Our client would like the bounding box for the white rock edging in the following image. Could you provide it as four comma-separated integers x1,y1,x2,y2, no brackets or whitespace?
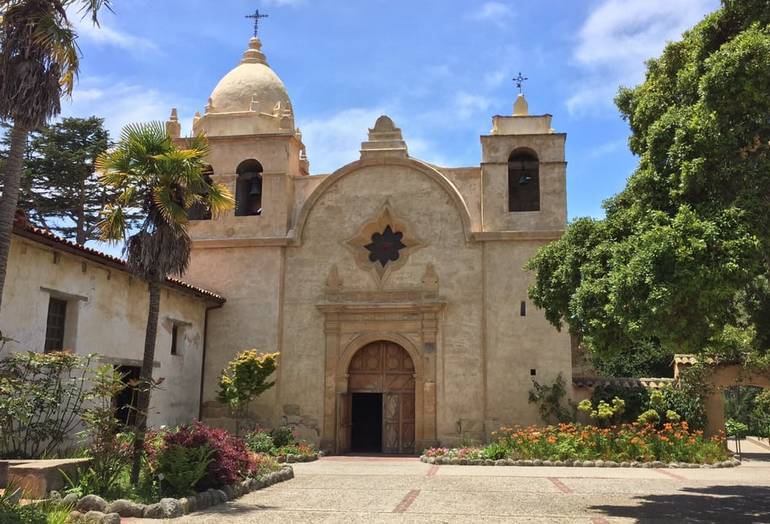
419,456,741,468
64,466,294,521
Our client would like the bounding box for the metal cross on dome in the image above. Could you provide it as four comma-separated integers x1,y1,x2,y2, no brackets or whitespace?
245,8,269,38
514,72,528,94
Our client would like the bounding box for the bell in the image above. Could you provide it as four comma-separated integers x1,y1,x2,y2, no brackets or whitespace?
249,175,262,196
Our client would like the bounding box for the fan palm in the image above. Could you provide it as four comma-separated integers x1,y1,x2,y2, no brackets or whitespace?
0,0,111,311
97,121,233,484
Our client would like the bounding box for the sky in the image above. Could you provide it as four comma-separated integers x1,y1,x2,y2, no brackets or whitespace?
62,0,720,222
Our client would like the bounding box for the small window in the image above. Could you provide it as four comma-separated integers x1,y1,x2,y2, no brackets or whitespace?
520,301,527,317
508,149,540,212
115,365,141,427
171,324,179,355
530,369,537,376
44,297,67,353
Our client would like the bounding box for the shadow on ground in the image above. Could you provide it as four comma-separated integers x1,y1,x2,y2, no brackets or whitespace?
590,485,770,523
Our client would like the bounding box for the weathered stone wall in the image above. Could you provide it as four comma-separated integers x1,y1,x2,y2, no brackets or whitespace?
282,162,484,446
184,245,284,432
0,234,210,427
483,239,572,435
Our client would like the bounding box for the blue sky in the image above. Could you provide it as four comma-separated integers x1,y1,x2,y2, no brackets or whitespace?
64,0,719,221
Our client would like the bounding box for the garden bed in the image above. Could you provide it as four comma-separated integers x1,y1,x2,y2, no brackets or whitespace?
63,465,293,522
421,422,738,469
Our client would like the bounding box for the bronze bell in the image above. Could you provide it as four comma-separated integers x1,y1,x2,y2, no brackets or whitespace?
249,175,262,196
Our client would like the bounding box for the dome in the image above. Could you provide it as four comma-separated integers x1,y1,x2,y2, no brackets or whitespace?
208,37,293,117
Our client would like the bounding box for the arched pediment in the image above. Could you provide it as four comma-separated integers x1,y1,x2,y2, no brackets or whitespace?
288,157,474,245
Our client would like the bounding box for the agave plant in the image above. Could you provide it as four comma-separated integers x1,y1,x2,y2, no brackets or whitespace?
97,121,233,483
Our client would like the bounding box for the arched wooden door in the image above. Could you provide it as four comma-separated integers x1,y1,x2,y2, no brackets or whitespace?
345,341,415,454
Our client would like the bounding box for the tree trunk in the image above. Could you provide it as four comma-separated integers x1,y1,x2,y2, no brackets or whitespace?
0,123,30,312
130,278,162,485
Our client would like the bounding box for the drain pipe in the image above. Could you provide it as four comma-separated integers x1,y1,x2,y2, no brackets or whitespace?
198,302,224,421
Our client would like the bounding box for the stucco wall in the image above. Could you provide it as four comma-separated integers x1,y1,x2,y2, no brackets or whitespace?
0,233,210,427
483,240,572,433
185,245,283,430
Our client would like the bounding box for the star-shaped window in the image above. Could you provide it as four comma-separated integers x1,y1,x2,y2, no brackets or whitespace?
365,225,406,267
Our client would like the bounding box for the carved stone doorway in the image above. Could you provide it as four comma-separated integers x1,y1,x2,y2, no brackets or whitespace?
340,340,416,454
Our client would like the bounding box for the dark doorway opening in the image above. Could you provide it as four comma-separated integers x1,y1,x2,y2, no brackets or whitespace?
115,365,141,428
351,393,382,453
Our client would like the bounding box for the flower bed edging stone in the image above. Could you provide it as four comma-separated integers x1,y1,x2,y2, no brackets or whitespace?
419,455,741,468
62,466,294,522
276,452,319,463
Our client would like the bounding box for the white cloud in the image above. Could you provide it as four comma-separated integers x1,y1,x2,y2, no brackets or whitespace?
70,9,157,54
299,107,453,173
568,0,718,115
453,91,492,120
300,108,385,174
471,2,514,26
62,78,190,140
483,69,508,89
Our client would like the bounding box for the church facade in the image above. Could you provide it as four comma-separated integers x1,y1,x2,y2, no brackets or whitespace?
175,36,571,453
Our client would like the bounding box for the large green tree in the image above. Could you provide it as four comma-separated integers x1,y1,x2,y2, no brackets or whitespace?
0,0,110,311
6,116,141,244
98,122,233,484
527,0,770,376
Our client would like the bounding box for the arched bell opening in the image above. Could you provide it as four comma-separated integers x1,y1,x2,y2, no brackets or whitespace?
508,148,540,212
235,159,263,216
188,165,214,220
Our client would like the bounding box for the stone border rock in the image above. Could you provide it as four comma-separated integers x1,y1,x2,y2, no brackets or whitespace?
61,466,294,522
276,452,319,463
420,456,741,468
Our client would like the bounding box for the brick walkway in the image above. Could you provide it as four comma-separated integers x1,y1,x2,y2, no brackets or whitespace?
176,440,770,523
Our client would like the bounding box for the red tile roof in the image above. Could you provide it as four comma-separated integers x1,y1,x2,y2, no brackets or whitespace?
572,376,674,389
13,223,225,304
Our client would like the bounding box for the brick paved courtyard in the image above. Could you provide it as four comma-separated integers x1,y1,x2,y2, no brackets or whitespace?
174,439,770,523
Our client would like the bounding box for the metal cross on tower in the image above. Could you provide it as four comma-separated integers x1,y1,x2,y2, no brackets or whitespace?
245,9,269,38
513,72,528,94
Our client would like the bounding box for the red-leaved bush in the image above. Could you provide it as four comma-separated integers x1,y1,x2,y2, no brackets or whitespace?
146,422,256,490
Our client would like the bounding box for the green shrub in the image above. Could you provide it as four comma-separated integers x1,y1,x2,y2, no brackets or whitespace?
269,426,295,448
578,397,626,427
244,430,274,453
154,444,213,497
481,441,507,460
591,384,650,422
0,352,94,458
217,351,279,435
638,409,661,425
662,382,706,430
528,373,576,424
0,487,46,524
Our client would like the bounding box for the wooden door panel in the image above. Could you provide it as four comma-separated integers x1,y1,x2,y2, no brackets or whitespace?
337,392,351,454
347,341,416,454
382,393,400,453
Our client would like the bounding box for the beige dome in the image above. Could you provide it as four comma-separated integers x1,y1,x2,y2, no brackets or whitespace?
208,37,292,116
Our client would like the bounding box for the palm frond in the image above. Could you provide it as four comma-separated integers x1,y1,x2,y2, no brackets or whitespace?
98,204,126,242
206,183,235,217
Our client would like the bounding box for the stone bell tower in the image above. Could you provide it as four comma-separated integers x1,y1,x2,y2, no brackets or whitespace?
172,34,310,427
479,91,567,233
167,35,309,241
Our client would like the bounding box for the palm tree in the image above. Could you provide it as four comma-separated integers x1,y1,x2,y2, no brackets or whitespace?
98,122,233,484
0,0,111,311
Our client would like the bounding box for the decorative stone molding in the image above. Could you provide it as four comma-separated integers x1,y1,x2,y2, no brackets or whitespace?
346,201,424,288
